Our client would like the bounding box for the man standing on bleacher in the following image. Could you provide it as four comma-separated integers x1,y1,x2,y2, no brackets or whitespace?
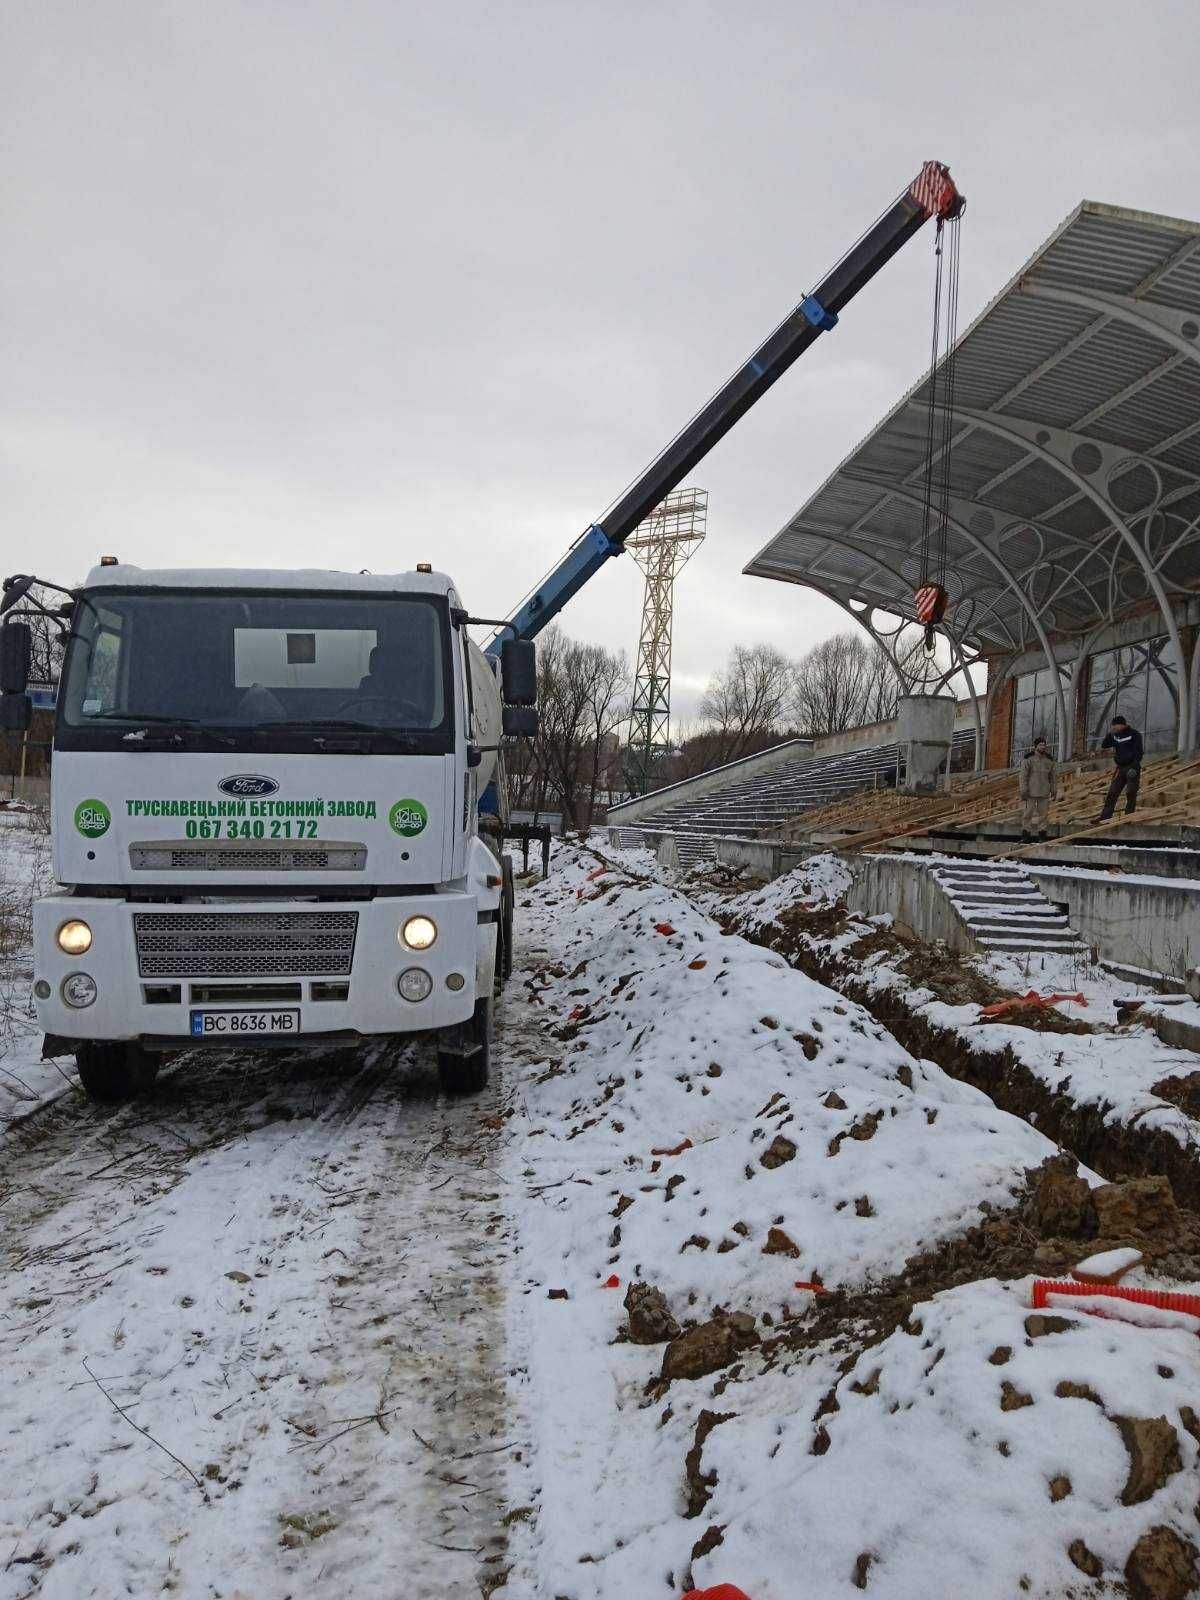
1097,714,1144,820
1019,737,1056,841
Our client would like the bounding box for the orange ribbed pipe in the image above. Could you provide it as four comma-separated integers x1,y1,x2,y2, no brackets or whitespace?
1032,1280,1200,1318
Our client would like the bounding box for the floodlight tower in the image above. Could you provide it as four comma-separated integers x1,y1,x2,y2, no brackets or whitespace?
625,486,707,794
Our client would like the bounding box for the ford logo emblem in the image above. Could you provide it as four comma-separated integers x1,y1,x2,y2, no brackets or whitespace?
218,774,280,798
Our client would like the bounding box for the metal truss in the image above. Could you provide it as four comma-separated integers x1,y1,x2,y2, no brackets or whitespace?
626,487,707,793
748,205,1200,756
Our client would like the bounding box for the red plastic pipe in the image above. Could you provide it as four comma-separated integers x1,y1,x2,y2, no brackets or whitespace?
1033,1279,1200,1319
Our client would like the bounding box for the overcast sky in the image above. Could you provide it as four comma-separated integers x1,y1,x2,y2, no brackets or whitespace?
4,1,1198,718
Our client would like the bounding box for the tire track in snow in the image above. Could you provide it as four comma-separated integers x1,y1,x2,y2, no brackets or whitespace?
0,1036,514,1599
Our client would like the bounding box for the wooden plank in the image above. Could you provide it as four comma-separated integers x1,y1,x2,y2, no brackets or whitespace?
1007,798,1198,859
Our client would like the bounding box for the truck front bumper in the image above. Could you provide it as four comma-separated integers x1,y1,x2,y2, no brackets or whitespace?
33,891,484,1046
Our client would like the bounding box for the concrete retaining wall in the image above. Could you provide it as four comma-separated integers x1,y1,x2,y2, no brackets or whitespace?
711,837,806,878
1028,866,1200,980
625,827,1198,982
843,853,973,955
848,853,1200,981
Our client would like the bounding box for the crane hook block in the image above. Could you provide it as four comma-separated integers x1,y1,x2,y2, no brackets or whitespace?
800,295,838,332
909,161,965,222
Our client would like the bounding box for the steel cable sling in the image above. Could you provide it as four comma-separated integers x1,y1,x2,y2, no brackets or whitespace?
915,203,964,652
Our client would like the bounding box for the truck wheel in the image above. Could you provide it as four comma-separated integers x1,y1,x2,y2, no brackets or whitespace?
75,1042,158,1103
436,996,491,1096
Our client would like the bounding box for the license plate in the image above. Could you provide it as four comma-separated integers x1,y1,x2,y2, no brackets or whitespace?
189,1009,301,1037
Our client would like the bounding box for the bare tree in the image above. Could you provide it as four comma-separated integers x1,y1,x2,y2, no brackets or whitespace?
509,626,630,828
698,643,794,764
789,630,940,736
583,645,629,820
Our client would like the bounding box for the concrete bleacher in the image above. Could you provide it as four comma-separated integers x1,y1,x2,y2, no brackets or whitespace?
607,729,975,866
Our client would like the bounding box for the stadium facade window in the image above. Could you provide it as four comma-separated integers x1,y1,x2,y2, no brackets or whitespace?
1012,664,1070,757
1086,635,1181,754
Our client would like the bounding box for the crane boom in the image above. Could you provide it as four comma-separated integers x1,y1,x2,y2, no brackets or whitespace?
487,160,963,655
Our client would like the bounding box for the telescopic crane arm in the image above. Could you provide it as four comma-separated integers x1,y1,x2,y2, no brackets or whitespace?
487,160,963,656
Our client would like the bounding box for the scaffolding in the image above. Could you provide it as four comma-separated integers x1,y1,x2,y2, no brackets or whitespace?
625,487,707,794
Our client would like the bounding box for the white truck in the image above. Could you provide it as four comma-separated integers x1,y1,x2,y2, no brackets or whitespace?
0,166,966,1104
0,563,536,1102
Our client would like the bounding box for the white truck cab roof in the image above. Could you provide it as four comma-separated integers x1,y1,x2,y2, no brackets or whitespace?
80,564,459,599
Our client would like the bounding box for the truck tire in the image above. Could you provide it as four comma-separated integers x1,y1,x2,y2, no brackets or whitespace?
436,996,491,1096
75,1041,159,1103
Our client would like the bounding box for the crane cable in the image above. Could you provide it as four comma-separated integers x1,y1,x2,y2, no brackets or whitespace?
916,208,963,652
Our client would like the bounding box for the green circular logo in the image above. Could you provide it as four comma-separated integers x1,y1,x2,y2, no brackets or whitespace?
389,798,427,837
74,798,111,839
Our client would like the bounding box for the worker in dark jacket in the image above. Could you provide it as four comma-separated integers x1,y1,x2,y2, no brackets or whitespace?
1097,715,1144,820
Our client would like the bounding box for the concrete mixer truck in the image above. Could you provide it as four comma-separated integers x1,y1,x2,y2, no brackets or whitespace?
2,563,532,1101
0,161,967,1105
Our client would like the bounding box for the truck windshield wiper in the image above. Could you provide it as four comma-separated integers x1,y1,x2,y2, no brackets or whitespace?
91,711,238,747
253,719,433,751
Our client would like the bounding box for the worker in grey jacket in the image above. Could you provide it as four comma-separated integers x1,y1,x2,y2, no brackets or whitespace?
1019,737,1057,840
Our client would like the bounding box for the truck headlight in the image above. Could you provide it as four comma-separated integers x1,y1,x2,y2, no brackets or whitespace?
57,919,93,955
397,968,433,1002
62,973,98,1008
401,915,437,951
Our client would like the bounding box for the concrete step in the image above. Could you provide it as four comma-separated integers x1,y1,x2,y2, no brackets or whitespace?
927,855,1090,964
957,900,1062,914
966,921,1068,934
979,934,1094,947
951,891,1042,902
934,864,1027,876
937,874,1030,887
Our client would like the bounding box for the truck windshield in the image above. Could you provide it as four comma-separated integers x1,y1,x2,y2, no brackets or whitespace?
57,590,453,752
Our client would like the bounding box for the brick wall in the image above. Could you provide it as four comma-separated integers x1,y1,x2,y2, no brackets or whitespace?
986,674,1015,769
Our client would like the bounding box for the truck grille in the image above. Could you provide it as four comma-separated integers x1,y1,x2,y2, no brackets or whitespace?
133,910,359,978
129,843,366,872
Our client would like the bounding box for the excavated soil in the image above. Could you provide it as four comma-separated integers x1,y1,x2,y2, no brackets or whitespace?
769,1154,1200,1368
724,902,1200,1209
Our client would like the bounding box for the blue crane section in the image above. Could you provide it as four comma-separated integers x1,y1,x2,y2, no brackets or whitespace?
486,161,964,657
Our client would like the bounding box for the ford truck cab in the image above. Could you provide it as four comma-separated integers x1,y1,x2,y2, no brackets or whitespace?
1,564,533,1102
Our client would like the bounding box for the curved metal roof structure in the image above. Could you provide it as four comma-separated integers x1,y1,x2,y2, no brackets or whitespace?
744,201,1200,711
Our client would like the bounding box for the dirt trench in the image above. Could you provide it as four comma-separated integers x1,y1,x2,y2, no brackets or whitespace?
710,900,1200,1212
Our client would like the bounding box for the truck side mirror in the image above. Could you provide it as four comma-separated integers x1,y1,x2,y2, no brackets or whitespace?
500,638,537,706
0,693,32,732
0,575,36,617
503,705,538,738
0,622,31,693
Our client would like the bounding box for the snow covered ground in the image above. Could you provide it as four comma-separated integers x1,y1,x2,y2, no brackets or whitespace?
499,845,1200,1598
716,851,1200,1163
0,810,70,1123
6,830,1200,1598
1,1045,513,1599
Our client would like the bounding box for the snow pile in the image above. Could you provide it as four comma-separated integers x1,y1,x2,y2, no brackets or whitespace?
0,811,69,1122
722,853,1200,1157
497,846,1200,1598
509,849,1058,1312
707,1277,1200,1598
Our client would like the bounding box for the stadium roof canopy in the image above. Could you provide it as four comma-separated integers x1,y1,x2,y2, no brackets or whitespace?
745,201,1200,672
